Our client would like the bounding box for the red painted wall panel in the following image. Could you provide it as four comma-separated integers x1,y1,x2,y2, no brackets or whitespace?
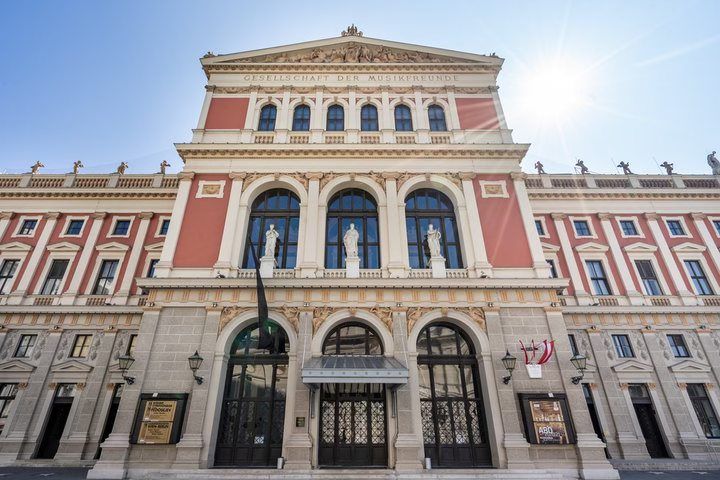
204,98,249,130
456,98,500,130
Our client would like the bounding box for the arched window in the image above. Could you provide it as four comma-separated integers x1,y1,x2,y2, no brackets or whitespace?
428,105,447,132
360,104,379,131
325,189,380,269
242,189,300,269
394,104,413,131
326,104,344,131
215,323,289,467
258,104,277,131
417,323,490,467
322,322,382,355
405,189,463,269
292,104,311,131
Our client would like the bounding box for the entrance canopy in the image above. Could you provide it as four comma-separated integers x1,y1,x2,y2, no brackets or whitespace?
301,355,409,384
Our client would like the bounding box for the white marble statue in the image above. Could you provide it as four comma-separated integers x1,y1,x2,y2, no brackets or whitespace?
426,224,443,258
343,223,359,258
708,151,720,175
264,224,279,258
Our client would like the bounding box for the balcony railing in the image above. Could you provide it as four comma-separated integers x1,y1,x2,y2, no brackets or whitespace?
526,173,720,191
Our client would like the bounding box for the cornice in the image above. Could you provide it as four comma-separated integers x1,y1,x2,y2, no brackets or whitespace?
204,63,499,76
528,191,720,201
0,191,177,200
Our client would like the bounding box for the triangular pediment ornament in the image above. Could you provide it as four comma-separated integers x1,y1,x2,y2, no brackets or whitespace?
612,359,654,373
47,242,81,252
669,359,711,373
144,242,164,252
0,241,32,252
624,242,658,253
671,242,706,253
541,242,561,252
51,359,93,374
95,242,130,252
0,359,36,374
575,242,609,253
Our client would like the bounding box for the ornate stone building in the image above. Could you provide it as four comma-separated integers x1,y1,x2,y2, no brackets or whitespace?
0,30,719,479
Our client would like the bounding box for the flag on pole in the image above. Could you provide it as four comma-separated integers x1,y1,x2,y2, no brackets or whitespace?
250,246,274,351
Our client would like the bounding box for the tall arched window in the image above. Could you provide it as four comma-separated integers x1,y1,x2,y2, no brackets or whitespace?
258,104,277,131
322,322,383,355
428,105,447,132
325,189,380,269
394,104,413,131
360,104,379,131
405,189,463,269
292,104,310,131
242,189,300,269
215,323,289,467
417,323,491,467
326,104,344,131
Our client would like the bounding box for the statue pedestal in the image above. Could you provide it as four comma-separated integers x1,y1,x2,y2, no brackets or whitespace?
346,256,360,278
259,256,275,278
430,256,446,279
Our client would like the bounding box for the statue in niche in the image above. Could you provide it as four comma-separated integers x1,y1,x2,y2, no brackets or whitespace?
264,224,280,259
72,160,84,174
343,223,359,259
617,161,632,175
660,161,674,175
534,161,546,174
575,159,589,174
708,151,720,175
30,161,44,174
426,224,443,258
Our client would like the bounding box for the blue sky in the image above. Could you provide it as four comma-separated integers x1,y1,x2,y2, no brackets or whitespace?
0,0,719,175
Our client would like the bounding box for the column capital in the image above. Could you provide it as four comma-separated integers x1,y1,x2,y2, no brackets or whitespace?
691,212,707,220
597,212,613,221
304,172,324,181
381,172,401,180
229,172,247,180
138,211,154,220
91,211,107,220
644,212,659,221
677,382,688,390
178,171,196,181
44,212,61,220
0,212,14,220
458,172,476,181
550,213,567,220
510,171,526,181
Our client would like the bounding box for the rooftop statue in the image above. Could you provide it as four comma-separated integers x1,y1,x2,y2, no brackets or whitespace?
534,161,546,174
341,24,363,37
72,160,84,174
116,162,129,175
30,161,44,174
660,161,674,175
617,161,632,175
159,160,171,175
575,159,589,174
709,151,720,175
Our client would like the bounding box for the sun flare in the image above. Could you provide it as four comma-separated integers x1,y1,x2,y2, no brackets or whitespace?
518,60,593,121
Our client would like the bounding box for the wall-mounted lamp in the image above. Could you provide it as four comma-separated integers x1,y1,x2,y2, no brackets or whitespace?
188,350,204,385
570,352,588,384
118,354,136,385
501,350,517,384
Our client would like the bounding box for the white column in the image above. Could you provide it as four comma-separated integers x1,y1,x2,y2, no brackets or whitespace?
597,213,643,304
692,213,720,276
116,212,153,301
62,212,106,304
311,88,324,143
460,174,492,275
644,212,695,304
214,173,245,276
512,173,551,278
383,173,405,278
196,86,214,129
13,212,60,297
299,173,321,278
552,213,589,299
381,89,393,142
276,89,291,142
240,90,258,143
446,89,462,142
155,172,195,277
0,212,13,240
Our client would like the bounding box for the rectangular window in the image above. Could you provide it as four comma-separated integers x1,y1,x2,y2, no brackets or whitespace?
71,335,92,358
620,220,639,236
667,219,685,236
126,334,138,356
14,334,37,358
18,219,37,236
568,334,579,356
159,219,170,236
635,259,663,295
713,220,720,236
535,220,545,236
65,219,84,236
0,383,19,434
612,334,634,358
547,259,558,278
667,334,690,358
573,220,591,237
39,259,69,295
586,260,612,296
92,259,119,295
112,220,131,236
146,259,159,278
0,259,20,295
684,260,713,295
687,384,720,438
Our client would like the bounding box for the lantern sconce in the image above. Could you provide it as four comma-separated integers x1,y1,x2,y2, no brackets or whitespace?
188,350,204,385
570,352,588,384
501,350,517,384
118,354,136,385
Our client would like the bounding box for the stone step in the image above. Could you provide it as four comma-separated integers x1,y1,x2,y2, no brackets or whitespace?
611,458,720,471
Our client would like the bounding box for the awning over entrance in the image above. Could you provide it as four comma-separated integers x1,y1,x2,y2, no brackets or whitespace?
301,355,409,384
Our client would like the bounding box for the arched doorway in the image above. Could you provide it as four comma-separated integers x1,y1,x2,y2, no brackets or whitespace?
318,322,387,467
214,323,289,467
417,322,491,467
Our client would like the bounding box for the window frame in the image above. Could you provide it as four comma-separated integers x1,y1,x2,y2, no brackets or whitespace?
0,383,19,435
156,217,171,237
360,104,379,132
393,104,413,132
108,217,134,238
687,383,720,439
534,217,548,237
664,217,690,238
683,258,715,295
583,258,613,296
14,334,37,358
633,258,664,296
257,104,277,132
92,259,121,296
291,104,311,132
427,105,447,132
612,334,635,358
568,333,579,356
0,258,21,295
666,334,690,358
326,104,345,131
571,217,596,238
37,256,72,296
70,334,93,358
13,216,41,237
60,217,87,238
325,188,381,270
710,217,720,238
616,217,642,238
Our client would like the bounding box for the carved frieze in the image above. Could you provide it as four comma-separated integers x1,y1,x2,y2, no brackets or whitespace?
231,44,464,64
219,306,253,333
369,306,393,332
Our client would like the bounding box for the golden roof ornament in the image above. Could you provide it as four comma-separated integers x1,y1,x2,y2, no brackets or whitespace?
341,24,363,37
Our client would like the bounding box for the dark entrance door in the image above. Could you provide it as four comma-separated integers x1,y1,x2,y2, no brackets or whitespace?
629,384,669,459
319,383,387,467
95,384,123,459
37,384,76,459
214,324,289,468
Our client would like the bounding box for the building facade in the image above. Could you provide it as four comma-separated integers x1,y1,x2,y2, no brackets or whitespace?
0,31,719,479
